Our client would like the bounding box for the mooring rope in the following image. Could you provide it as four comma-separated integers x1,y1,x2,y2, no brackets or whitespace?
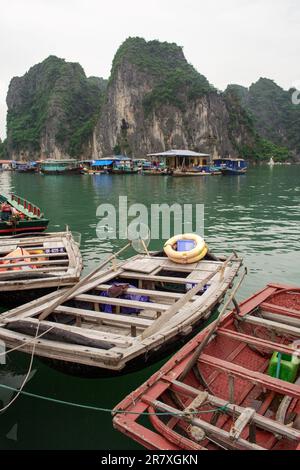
0,322,40,412
0,381,229,416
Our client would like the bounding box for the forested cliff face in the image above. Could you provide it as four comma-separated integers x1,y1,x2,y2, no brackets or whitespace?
227,79,300,159
6,56,106,160
4,38,298,161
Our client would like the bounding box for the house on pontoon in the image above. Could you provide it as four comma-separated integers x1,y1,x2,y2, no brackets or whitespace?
147,149,211,171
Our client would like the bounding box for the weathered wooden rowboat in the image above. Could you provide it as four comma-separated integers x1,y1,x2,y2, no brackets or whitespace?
113,283,300,450
0,232,82,305
0,250,241,377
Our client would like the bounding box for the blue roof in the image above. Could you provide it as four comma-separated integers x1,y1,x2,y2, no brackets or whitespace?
92,160,113,167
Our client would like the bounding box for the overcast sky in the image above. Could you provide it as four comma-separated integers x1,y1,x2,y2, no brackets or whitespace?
0,0,299,139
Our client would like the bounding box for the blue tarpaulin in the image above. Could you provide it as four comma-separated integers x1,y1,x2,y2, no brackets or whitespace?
92,160,113,167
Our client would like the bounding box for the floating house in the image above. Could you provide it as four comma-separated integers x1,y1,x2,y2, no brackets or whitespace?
147,149,211,171
40,159,82,175
80,159,113,174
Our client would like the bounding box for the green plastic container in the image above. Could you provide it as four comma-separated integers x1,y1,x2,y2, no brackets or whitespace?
268,351,300,383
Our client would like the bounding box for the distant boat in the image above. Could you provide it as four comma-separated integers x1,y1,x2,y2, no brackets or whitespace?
213,157,248,175
268,157,275,166
40,159,82,175
0,193,49,236
172,169,211,177
14,162,37,173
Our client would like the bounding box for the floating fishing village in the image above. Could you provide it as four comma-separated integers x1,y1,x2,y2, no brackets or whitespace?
1,1,300,458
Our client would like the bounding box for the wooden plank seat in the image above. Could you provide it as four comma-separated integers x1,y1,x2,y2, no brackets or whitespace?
261,302,300,320
0,252,69,261
95,284,200,302
74,293,170,312
198,353,300,398
217,327,298,356
54,305,153,328
119,272,213,285
0,259,69,269
0,266,69,279
241,315,300,337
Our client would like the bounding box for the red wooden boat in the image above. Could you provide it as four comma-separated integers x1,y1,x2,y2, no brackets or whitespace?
113,283,300,450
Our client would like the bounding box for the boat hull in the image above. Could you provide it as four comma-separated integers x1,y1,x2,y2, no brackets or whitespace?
0,219,49,236
41,168,81,175
221,168,247,175
113,283,300,450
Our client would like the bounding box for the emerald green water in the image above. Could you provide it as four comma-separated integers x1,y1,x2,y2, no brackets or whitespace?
0,166,299,449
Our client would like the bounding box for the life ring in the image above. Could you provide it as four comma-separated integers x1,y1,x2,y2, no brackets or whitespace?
167,244,208,264
164,233,207,264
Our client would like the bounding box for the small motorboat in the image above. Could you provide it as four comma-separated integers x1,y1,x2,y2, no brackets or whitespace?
0,193,49,236
214,158,248,175
0,231,82,306
113,283,300,450
0,240,241,377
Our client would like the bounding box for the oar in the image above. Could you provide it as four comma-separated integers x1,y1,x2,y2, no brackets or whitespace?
38,242,131,321
179,267,247,382
141,253,237,340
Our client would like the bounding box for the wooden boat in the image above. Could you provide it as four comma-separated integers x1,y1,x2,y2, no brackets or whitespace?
0,232,82,305
0,193,49,236
40,159,82,175
113,283,300,450
213,157,248,175
172,170,211,177
0,249,241,377
14,162,37,173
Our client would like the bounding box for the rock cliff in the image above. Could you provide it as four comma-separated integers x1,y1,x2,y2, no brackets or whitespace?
94,38,256,158
6,56,106,160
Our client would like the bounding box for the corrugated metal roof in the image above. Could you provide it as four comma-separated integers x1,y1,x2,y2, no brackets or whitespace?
147,149,210,158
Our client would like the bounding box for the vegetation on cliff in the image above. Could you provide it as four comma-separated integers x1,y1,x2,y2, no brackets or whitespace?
227,79,299,159
7,56,107,157
111,37,214,114
0,139,7,158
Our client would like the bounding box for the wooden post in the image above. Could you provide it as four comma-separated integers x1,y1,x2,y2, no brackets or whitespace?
131,325,137,337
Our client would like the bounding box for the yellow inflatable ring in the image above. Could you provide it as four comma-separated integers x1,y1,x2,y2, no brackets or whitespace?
167,244,208,264
164,233,206,263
